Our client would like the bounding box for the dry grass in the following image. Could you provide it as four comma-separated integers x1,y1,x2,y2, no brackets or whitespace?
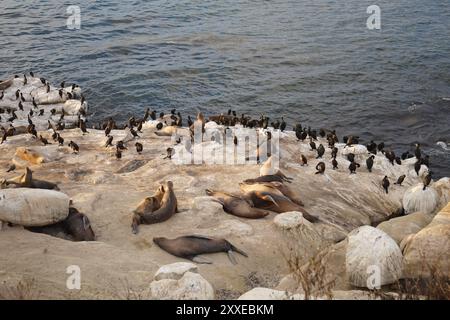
0,277,40,300
284,248,335,300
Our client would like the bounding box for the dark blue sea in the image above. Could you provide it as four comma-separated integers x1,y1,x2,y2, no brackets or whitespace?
1,0,449,177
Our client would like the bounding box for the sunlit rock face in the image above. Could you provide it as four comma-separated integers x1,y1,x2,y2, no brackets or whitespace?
401,202,450,278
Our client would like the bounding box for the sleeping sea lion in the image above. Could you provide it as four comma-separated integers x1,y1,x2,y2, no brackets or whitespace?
205,189,270,219
153,235,248,264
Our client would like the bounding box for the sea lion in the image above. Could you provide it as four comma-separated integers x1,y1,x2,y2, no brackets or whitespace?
259,156,292,182
239,181,304,206
205,189,270,219
26,207,95,242
131,186,165,234
242,190,318,222
132,181,178,233
243,175,285,184
153,235,248,264
4,168,59,190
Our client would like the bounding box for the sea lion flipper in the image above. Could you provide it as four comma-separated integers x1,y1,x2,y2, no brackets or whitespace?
261,195,279,207
227,250,238,265
192,256,212,264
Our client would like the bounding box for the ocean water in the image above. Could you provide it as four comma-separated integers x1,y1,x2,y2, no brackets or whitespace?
1,0,449,177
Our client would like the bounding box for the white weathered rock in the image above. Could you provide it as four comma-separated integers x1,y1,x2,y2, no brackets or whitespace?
339,144,367,156
154,262,198,281
238,287,304,300
273,211,305,229
273,211,327,256
402,184,439,215
377,212,433,244
346,226,403,288
0,188,70,226
149,271,215,300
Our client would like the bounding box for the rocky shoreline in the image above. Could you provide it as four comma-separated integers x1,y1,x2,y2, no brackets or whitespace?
0,75,449,299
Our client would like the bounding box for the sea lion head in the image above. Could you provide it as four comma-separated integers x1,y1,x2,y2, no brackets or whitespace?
153,237,167,246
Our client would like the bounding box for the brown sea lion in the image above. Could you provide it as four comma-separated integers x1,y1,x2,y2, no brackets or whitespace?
26,207,95,241
243,175,285,184
131,187,165,234
131,181,178,234
239,181,304,206
4,168,58,190
242,189,319,222
205,189,271,219
153,235,248,264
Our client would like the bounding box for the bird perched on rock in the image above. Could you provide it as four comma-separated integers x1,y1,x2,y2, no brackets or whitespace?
332,158,338,170
57,134,64,146
366,155,375,172
135,142,143,154
347,153,355,163
349,162,360,174
423,171,432,190
68,141,79,154
316,144,325,159
414,160,421,176
105,135,113,148
116,140,127,150
394,174,406,186
79,119,88,134
115,147,122,160
164,147,174,160
309,137,316,151
301,154,308,166
315,162,325,174
382,176,390,194
39,135,51,145
280,117,286,132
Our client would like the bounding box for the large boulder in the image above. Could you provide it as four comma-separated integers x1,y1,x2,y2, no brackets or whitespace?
149,271,215,300
273,211,328,256
401,202,450,278
0,188,70,226
432,177,450,209
377,212,433,244
346,226,403,288
402,184,439,215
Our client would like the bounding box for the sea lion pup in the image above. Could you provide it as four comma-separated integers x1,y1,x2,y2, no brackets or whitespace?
153,235,248,264
26,207,95,242
239,181,304,206
205,189,270,219
131,181,178,234
259,156,293,182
